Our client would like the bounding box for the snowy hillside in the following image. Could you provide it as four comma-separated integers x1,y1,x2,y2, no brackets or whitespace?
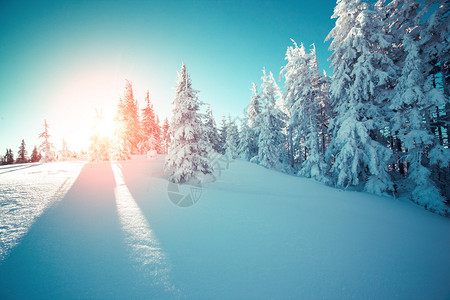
0,155,449,299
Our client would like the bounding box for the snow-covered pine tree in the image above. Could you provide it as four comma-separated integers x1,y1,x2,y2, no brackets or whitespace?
204,105,222,154
280,41,310,169
165,63,213,183
30,146,41,163
218,115,228,154
325,0,395,195
16,139,27,164
246,83,262,161
140,90,158,153
296,45,330,182
112,97,132,160
225,116,240,159
39,120,55,163
254,69,287,169
122,80,141,155
390,33,448,214
162,117,171,154
237,114,253,161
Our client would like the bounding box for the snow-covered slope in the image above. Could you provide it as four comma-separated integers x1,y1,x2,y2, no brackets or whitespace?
0,155,449,299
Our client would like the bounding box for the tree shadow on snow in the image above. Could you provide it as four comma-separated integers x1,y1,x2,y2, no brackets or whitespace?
0,162,165,299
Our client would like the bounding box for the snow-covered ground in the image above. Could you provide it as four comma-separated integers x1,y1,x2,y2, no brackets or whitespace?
0,155,449,299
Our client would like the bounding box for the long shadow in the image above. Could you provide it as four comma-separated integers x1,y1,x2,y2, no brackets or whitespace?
0,162,147,299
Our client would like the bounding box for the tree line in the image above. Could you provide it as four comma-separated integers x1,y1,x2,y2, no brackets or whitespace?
165,0,449,216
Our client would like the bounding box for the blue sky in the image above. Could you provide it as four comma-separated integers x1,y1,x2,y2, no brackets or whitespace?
0,0,336,152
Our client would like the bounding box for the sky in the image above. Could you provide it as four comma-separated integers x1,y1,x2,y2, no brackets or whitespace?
0,0,336,152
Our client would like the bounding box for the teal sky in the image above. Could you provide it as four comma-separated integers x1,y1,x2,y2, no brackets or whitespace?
0,0,336,152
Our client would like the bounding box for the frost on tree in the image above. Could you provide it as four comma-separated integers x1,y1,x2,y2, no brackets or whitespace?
16,139,27,164
165,63,213,184
225,116,240,159
237,115,253,161
139,90,162,154
245,83,262,161
391,34,448,215
39,120,56,163
204,105,222,154
254,69,287,170
112,80,140,159
325,0,395,195
280,41,330,181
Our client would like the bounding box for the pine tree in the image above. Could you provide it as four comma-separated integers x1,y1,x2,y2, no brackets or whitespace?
165,63,213,184
39,120,55,163
225,116,240,159
162,117,171,154
30,146,41,163
325,0,395,195
112,97,131,160
254,70,287,169
58,139,72,161
140,90,158,153
122,80,141,155
218,115,228,154
246,83,261,161
4,149,14,165
237,114,253,161
204,105,222,154
16,139,27,164
390,33,448,214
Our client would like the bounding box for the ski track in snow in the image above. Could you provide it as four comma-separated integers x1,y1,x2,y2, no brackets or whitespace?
0,161,85,261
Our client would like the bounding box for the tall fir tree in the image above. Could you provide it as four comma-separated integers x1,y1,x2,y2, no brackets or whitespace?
165,63,213,183
30,146,41,163
254,70,287,169
237,114,253,161
16,139,27,164
390,33,448,214
39,120,55,163
325,0,395,195
112,97,131,160
140,90,159,153
218,115,228,154
225,116,240,159
204,105,222,154
246,83,261,161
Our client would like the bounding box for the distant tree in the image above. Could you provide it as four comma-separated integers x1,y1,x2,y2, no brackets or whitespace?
16,139,28,164
254,70,287,169
225,116,240,159
140,90,159,153
5,149,14,165
58,139,72,161
204,105,222,154
39,120,56,163
30,146,41,163
218,115,228,154
112,97,131,160
246,83,262,161
237,114,253,161
165,63,213,183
